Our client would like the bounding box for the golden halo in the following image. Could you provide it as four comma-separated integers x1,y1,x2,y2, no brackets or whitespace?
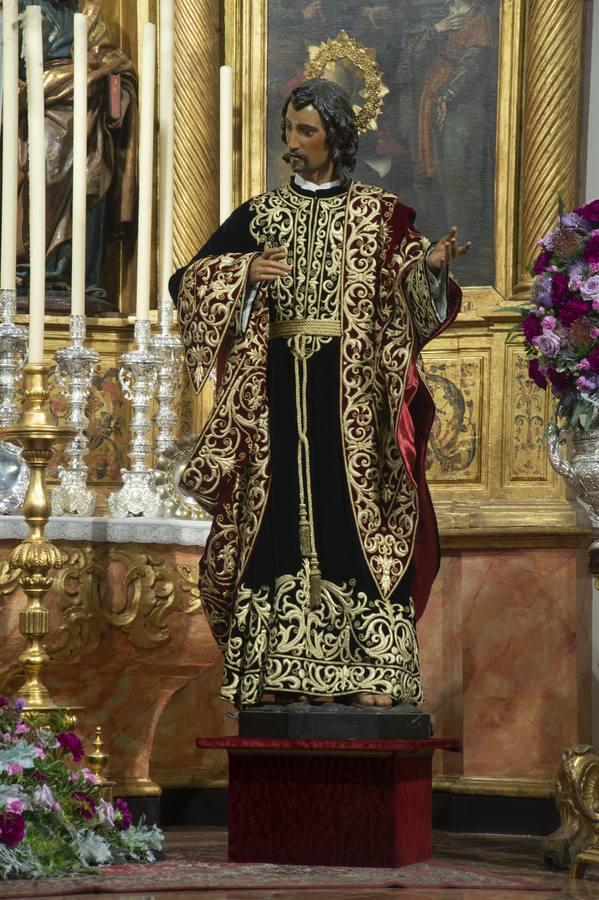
304,31,389,134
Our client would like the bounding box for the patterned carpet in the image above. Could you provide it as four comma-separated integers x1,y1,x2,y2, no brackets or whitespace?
0,853,558,897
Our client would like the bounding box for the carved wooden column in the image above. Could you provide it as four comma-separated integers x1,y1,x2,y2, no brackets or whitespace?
173,0,219,427
515,0,584,296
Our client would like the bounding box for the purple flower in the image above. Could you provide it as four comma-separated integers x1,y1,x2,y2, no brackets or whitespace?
533,250,552,275
546,368,574,392
533,332,561,357
585,234,599,265
97,799,116,828
14,722,29,735
581,275,599,301
522,313,542,344
535,273,553,306
32,770,46,782
0,814,25,848
56,731,85,763
13,700,25,712
562,212,585,229
528,358,548,389
4,798,24,816
7,763,23,777
577,374,598,392
558,298,589,325
575,199,599,222
587,346,599,373
114,798,133,831
591,327,599,339
33,784,55,811
72,791,96,821
552,273,571,305
577,358,591,371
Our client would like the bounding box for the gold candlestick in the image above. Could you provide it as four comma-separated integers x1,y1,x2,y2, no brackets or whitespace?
0,364,75,710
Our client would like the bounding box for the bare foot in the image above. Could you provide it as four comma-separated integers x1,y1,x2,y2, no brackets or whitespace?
352,692,393,707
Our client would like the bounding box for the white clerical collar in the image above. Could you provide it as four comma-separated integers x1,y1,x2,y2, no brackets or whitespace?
293,174,342,192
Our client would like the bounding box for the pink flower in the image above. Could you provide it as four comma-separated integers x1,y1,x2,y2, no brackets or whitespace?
14,722,29,735
4,798,24,816
577,358,591,371
33,747,45,760
541,315,557,332
591,327,599,339
81,767,98,786
52,801,61,813
591,262,599,274
7,763,23,777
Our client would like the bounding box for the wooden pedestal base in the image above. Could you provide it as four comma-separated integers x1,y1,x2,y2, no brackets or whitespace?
196,737,460,868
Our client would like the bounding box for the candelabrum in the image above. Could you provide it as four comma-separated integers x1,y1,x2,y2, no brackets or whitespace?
51,315,100,517
151,296,183,455
107,319,162,517
0,289,28,427
0,364,76,711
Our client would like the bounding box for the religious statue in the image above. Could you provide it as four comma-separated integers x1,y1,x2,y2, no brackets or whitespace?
15,0,137,310
170,79,468,709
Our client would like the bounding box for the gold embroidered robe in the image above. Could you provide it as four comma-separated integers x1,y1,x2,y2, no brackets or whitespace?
172,179,461,707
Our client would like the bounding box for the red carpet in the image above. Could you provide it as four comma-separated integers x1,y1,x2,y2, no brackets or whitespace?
0,855,560,896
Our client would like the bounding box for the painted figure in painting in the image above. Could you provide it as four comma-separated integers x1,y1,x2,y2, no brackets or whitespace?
171,79,469,709
14,0,137,307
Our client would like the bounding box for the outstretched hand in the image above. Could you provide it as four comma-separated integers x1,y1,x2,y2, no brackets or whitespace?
426,226,471,275
249,246,291,284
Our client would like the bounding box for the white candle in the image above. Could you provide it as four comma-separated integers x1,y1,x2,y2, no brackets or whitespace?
136,22,156,322
71,13,88,317
24,5,45,363
159,0,174,302
1,0,19,290
219,65,233,224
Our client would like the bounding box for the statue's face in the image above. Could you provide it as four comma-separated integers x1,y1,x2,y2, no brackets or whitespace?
284,104,335,183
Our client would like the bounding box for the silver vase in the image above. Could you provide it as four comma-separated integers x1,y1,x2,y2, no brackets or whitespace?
547,425,599,528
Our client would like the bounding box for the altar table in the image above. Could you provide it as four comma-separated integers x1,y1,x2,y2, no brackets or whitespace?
196,736,461,868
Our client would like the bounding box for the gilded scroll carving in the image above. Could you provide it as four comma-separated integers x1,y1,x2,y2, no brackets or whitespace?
510,352,547,480
0,544,202,691
542,745,599,870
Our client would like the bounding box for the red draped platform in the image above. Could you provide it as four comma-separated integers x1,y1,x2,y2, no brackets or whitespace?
196,736,461,868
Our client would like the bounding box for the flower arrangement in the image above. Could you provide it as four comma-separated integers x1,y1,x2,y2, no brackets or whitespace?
517,198,599,430
0,698,162,880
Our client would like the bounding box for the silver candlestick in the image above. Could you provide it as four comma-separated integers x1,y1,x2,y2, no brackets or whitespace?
107,319,162,518
151,297,183,455
51,315,100,517
0,289,28,427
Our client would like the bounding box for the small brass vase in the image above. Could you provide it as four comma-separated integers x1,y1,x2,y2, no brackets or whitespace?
0,363,75,710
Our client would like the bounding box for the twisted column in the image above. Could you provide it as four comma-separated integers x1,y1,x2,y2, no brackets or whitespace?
516,0,584,294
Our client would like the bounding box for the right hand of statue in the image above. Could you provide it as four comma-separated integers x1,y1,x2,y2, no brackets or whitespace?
249,247,291,284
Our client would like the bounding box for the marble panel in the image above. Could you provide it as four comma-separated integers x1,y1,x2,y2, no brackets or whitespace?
460,548,583,780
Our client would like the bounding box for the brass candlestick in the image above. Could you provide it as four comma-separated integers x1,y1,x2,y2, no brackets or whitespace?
0,364,75,710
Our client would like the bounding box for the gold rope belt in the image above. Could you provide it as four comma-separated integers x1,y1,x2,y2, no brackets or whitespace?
269,319,341,340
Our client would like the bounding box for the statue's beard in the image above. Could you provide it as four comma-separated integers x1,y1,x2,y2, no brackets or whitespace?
282,151,307,171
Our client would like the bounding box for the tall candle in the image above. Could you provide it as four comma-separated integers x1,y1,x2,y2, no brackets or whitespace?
136,22,156,322
24,5,45,363
71,13,88,317
159,0,174,302
219,65,233,224
1,0,19,290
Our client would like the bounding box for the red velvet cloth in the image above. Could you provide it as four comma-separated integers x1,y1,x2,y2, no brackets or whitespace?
199,737,458,867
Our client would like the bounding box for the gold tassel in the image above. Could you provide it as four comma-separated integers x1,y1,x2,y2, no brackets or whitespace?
300,524,311,556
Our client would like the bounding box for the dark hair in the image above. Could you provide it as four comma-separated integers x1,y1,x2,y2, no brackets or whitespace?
281,79,359,183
